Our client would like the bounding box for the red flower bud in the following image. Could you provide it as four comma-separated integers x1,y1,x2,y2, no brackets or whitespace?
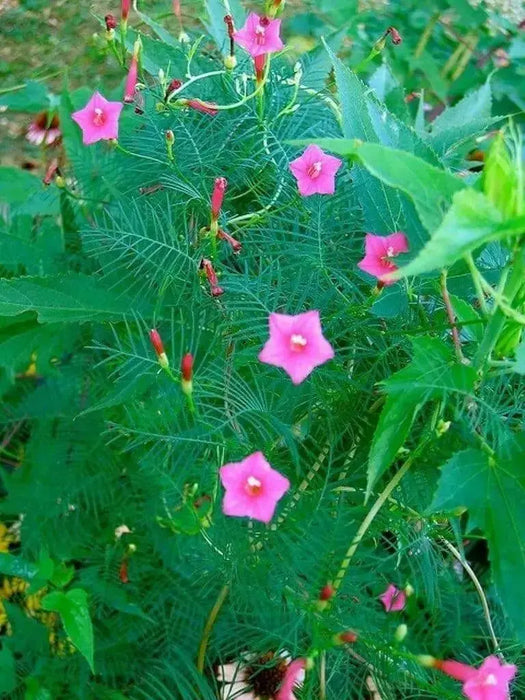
387,26,402,45
319,584,335,601
218,229,241,253
181,353,193,382
186,99,219,116
339,630,358,644
124,54,138,104
211,177,227,221
121,0,131,22
224,14,235,38
165,78,183,101
254,54,267,83
119,558,129,584
201,259,224,297
149,329,169,369
105,14,117,30
43,158,59,186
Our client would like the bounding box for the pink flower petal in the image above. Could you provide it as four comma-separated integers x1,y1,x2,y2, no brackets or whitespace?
379,584,406,612
289,145,342,197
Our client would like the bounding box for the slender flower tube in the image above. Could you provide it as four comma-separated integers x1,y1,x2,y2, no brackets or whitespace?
211,177,227,222
224,14,236,64
181,98,219,116
121,0,130,24
181,353,193,395
201,259,224,297
149,329,169,369
218,229,241,253
43,158,60,186
124,39,141,104
254,53,267,84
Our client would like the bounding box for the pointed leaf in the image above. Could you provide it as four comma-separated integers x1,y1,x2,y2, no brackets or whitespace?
41,588,95,672
429,438,525,641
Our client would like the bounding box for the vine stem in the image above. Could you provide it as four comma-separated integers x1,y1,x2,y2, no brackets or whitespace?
414,12,440,59
196,584,230,673
332,439,430,595
440,270,465,362
439,538,499,652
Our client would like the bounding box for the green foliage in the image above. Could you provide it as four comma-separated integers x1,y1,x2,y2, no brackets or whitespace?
1,1,524,698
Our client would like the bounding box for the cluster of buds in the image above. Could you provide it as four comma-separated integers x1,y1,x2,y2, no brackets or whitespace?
124,37,142,104
224,15,237,69
200,258,224,297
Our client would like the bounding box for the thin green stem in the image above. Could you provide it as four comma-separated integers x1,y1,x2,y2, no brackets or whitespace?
465,253,488,315
414,13,440,59
440,538,499,652
196,584,230,673
440,270,465,362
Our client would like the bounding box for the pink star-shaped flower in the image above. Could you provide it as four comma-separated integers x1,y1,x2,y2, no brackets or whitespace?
276,658,306,700
71,91,123,145
357,232,409,285
219,452,290,523
289,145,343,197
379,584,406,612
233,12,284,58
258,311,335,385
437,656,517,700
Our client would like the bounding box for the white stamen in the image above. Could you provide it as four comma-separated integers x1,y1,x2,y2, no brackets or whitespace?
93,108,105,126
307,161,323,178
386,246,395,257
483,674,498,686
290,334,307,352
247,476,261,488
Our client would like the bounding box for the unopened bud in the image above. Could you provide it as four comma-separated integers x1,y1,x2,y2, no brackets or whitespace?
106,28,115,41
165,130,175,161
200,258,224,297
181,353,194,396
178,31,190,44
436,419,451,436
319,584,335,601
211,177,228,221
165,78,183,101
224,14,235,38
115,525,132,539
394,624,408,642
387,26,402,45
55,175,66,188
105,13,117,31
305,657,315,671
336,630,358,644
124,54,139,103
121,0,130,23
149,329,169,369
224,54,237,70
404,583,414,597
417,655,436,668
218,229,241,253
127,543,137,554
43,158,59,186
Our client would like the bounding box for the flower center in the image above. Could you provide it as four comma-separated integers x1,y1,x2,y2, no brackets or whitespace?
246,653,288,697
307,161,323,179
483,674,498,686
290,334,307,352
93,108,105,126
255,24,266,45
245,476,263,496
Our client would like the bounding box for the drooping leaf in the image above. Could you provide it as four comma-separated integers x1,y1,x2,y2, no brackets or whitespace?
0,645,16,695
367,336,477,493
0,274,144,323
41,588,95,672
0,553,39,580
393,189,525,278
429,437,525,641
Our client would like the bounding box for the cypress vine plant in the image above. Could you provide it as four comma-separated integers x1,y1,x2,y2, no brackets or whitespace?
0,0,524,698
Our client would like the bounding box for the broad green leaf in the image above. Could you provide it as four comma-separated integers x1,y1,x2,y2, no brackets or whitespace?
0,274,138,323
301,28,346,91
0,167,42,205
134,9,179,47
429,437,525,641
514,339,525,374
428,80,494,157
393,190,525,278
0,645,16,695
312,139,465,232
324,43,402,232
0,80,49,113
449,295,483,343
0,553,39,580
384,336,477,400
41,589,95,672
204,0,245,56
367,394,421,496
366,336,476,493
